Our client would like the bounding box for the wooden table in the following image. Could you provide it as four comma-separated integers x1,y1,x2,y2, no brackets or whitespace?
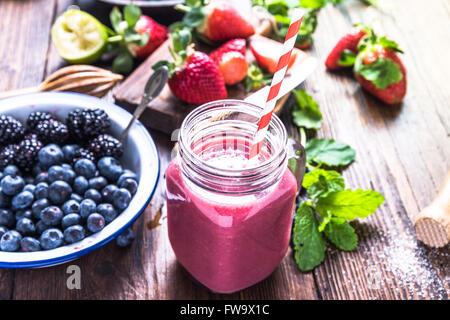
0,0,448,300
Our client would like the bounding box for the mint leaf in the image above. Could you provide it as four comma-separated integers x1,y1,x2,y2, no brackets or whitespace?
293,203,326,271
303,169,345,199
324,220,358,251
123,3,141,27
112,50,133,73
377,36,403,53
355,56,403,90
110,7,122,33
316,189,385,220
305,138,356,167
292,89,322,130
183,7,205,27
245,64,271,92
338,49,356,67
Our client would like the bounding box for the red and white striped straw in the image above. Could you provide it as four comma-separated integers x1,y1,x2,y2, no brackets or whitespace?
249,9,304,159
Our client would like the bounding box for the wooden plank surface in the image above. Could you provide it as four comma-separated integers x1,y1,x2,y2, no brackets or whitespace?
0,0,448,300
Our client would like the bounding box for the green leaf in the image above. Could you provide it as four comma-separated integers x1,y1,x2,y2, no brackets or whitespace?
305,138,356,167
303,169,345,199
112,50,134,73
299,9,318,35
292,89,322,130
299,0,326,9
355,56,403,90
123,3,141,27
316,189,385,220
378,36,403,53
183,7,205,27
293,203,326,271
123,28,142,43
139,32,150,47
110,7,122,33
324,220,358,251
172,28,192,52
245,64,271,92
338,49,356,67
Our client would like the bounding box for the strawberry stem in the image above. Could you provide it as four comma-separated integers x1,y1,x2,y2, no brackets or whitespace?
175,4,191,13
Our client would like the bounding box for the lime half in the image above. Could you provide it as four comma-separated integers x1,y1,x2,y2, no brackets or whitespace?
51,9,108,64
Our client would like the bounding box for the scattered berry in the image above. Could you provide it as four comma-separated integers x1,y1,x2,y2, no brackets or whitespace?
116,228,135,247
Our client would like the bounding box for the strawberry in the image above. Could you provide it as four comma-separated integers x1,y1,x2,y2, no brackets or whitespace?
249,38,297,74
354,38,406,104
134,15,168,59
325,25,369,70
215,51,248,85
178,0,254,42
209,38,246,63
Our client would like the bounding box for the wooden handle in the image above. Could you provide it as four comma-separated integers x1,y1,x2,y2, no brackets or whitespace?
0,86,40,99
414,171,450,247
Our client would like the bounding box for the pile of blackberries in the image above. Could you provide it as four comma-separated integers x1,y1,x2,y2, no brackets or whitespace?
0,109,137,252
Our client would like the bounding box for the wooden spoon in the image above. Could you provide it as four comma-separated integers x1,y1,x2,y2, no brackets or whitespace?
0,65,123,99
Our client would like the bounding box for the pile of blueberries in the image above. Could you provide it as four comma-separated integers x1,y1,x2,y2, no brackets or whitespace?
0,145,137,252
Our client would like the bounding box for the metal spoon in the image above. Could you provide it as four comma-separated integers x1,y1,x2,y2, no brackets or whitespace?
120,66,169,143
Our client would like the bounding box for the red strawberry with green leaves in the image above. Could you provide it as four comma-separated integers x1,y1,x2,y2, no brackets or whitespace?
177,0,254,42
153,26,227,104
134,15,168,59
249,37,298,74
354,37,406,104
209,39,248,85
325,25,369,70
209,38,246,63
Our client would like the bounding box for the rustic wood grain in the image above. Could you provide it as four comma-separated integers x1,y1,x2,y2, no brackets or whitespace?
0,0,448,300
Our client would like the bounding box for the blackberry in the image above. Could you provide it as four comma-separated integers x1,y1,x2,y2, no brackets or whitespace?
0,144,19,170
0,115,25,145
26,111,55,130
89,134,123,159
16,137,43,172
72,147,96,164
34,120,69,144
66,108,110,141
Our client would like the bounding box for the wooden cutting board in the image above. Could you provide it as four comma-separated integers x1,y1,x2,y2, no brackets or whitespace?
114,35,308,134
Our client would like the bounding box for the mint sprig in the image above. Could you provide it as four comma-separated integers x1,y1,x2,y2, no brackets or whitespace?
305,138,356,167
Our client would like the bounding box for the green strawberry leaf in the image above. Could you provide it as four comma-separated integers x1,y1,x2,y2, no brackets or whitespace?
183,7,205,27
316,189,385,220
338,49,356,67
123,3,141,28
293,203,326,271
355,56,403,90
299,9,318,35
299,0,327,9
292,89,322,130
112,50,134,73
302,169,345,199
378,36,404,53
244,64,271,92
305,138,356,167
324,220,358,251
110,7,122,33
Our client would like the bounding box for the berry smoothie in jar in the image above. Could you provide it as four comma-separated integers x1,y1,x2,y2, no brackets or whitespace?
166,100,303,293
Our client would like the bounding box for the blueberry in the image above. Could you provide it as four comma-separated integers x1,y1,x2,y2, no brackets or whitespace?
40,228,63,250
73,176,88,195
15,209,33,221
35,220,50,235
62,145,79,163
89,176,108,190
101,185,118,204
86,213,105,233
79,199,97,219
62,169,76,185
97,203,117,223
61,213,82,229
34,182,49,199
40,206,63,226
70,193,83,202
3,165,19,176
34,171,49,184
113,188,132,211
1,175,25,196
48,180,72,205
16,218,36,236
62,200,80,215
38,144,64,169
20,237,41,252
98,157,123,182
31,198,50,219
117,170,138,185
116,228,135,247
0,230,22,251
11,190,34,210
119,178,138,196
0,209,14,227
0,188,11,207
32,164,43,176
74,159,96,179
61,163,73,171
23,184,36,194
0,226,7,238
84,189,102,204
48,165,65,183
64,225,85,244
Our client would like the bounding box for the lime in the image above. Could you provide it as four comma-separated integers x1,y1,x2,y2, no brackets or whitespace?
51,9,108,64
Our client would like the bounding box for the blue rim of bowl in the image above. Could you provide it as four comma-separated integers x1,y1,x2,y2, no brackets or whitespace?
0,92,160,268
